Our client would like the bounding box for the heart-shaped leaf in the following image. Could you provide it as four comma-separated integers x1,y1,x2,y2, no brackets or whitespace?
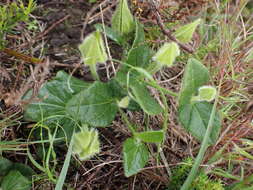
66,82,118,127
111,0,135,36
178,58,209,107
123,138,149,177
24,71,91,122
0,157,13,176
174,18,201,43
179,102,221,144
134,130,164,143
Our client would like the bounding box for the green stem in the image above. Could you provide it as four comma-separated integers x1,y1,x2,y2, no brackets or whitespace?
146,61,163,74
89,64,100,81
147,80,178,97
180,87,220,190
119,108,136,134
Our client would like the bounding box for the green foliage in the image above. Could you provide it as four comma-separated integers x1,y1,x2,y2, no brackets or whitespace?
79,31,107,66
168,157,193,190
179,102,221,144
134,130,164,143
123,138,149,177
168,157,224,190
178,59,221,144
66,81,118,127
178,58,210,107
22,0,224,185
117,96,130,108
72,126,100,160
95,24,124,45
0,157,13,177
111,0,135,36
174,19,201,43
191,173,224,190
0,157,34,179
79,31,108,80
0,0,36,48
130,80,163,115
195,86,217,102
1,170,31,190
151,42,180,73
126,22,151,67
24,71,91,122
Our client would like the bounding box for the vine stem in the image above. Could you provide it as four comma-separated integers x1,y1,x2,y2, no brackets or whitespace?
119,108,136,134
148,0,194,54
180,82,222,190
89,64,100,81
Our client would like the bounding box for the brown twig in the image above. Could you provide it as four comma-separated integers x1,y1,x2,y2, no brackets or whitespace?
149,0,194,54
1,48,43,64
35,14,71,40
80,0,114,41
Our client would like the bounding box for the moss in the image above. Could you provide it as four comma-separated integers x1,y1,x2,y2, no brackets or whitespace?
167,157,224,190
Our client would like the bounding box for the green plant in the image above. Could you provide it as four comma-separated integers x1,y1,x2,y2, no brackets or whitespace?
168,158,224,190
0,0,36,48
0,157,34,190
22,0,223,188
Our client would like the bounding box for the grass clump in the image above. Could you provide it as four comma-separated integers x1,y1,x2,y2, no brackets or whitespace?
0,0,36,48
168,157,224,190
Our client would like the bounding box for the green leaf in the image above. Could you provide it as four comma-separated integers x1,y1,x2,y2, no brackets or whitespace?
126,22,151,67
178,58,209,107
152,42,180,67
130,80,163,115
95,24,124,45
115,68,162,115
72,128,100,160
0,157,13,176
179,102,221,144
135,130,164,143
10,163,34,180
79,31,108,66
197,85,217,102
123,138,149,177
132,21,145,48
111,0,135,36
117,96,130,108
0,158,34,180
174,18,201,43
1,170,31,190
127,45,151,67
24,71,91,122
66,82,118,127
55,134,74,190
